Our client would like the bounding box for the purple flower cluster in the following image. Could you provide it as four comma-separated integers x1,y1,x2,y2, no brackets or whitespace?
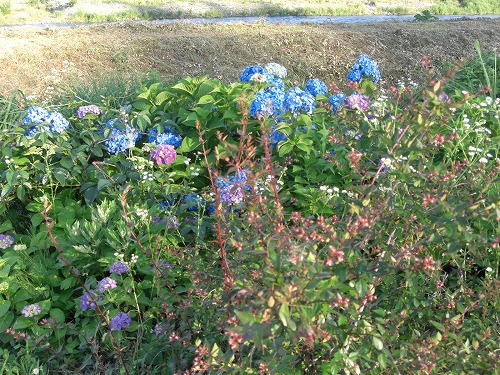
80,289,101,311
216,171,248,206
97,277,117,293
21,303,42,318
110,312,131,331
0,234,14,249
346,94,371,111
150,144,177,165
109,261,128,275
347,55,381,84
22,106,70,135
76,105,102,119
304,79,328,97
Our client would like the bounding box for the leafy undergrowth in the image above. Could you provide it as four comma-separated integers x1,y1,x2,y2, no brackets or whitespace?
0,46,499,374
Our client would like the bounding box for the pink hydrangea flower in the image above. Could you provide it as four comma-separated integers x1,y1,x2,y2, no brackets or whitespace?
150,144,177,165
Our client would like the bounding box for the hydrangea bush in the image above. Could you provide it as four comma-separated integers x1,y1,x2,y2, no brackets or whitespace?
0,52,498,374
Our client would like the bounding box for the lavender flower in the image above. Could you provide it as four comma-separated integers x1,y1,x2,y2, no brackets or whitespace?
0,234,14,249
21,303,42,318
150,144,177,165
110,312,131,331
346,94,371,111
154,322,167,335
97,277,117,293
109,261,129,275
76,105,102,119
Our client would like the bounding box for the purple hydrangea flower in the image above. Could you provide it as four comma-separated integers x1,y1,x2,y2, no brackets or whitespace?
346,94,371,111
97,277,117,293
109,261,129,275
21,303,42,318
80,289,99,311
76,105,102,119
0,234,14,249
150,144,177,165
110,312,131,331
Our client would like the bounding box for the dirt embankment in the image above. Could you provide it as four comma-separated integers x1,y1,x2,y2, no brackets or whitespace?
0,18,499,98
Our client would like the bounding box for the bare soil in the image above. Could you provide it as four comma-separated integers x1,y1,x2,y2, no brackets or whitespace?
0,17,499,98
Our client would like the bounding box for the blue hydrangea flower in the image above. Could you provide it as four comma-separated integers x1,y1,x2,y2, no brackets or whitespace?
269,125,288,147
21,106,69,135
110,312,131,331
250,87,285,119
148,126,183,149
45,111,70,133
103,119,142,154
263,73,285,91
21,106,48,126
284,88,316,116
263,63,287,79
240,65,264,82
305,79,328,97
347,55,381,83
329,93,346,114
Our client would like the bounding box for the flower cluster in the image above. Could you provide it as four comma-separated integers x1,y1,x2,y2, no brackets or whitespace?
76,105,102,119
284,87,316,116
110,312,131,331
97,277,117,293
22,106,70,135
80,289,100,311
250,87,285,119
103,119,142,154
263,62,287,79
346,94,371,111
0,234,14,249
304,78,328,97
109,261,129,275
21,303,42,318
150,144,177,165
240,65,264,82
347,55,381,83
148,126,183,148
216,171,249,207
329,93,346,114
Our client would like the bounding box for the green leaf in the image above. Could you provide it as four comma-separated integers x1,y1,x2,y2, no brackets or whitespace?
430,320,444,332
235,310,259,325
97,179,112,192
198,95,215,104
84,187,98,204
154,91,170,106
0,312,14,333
279,302,290,327
13,316,34,330
0,299,11,317
372,336,384,350
178,131,201,153
50,308,66,323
